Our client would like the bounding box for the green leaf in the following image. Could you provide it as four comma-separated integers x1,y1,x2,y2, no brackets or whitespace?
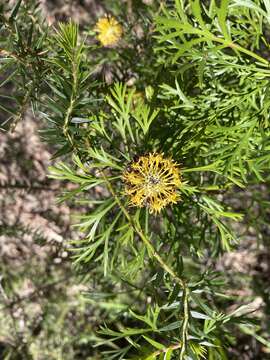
216,0,231,40
142,335,164,350
190,311,212,320
9,0,22,22
144,354,156,360
164,348,173,360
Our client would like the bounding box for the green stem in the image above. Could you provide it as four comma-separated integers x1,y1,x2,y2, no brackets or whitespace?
63,52,79,147
101,171,185,288
179,286,189,360
148,342,183,357
11,87,32,131
101,170,189,356
212,36,269,65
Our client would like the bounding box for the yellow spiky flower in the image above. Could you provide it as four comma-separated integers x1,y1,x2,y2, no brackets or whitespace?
95,15,123,47
123,153,181,214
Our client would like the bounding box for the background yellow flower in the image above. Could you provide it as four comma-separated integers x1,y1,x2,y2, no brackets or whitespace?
95,15,123,47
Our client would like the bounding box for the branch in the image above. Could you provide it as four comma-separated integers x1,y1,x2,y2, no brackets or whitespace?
101,170,186,288
101,171,190,356
63,50,79,147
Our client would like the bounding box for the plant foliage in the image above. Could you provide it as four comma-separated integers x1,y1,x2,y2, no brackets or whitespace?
1,0,270,359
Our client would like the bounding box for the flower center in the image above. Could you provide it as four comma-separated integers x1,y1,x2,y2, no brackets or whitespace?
106,27,115,37
147,175,160,186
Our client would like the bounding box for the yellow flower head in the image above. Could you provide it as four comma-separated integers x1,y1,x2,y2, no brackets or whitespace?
123,153,181,214
95,15,123,47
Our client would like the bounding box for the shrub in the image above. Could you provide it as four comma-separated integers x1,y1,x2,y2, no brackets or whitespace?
1,0,270,359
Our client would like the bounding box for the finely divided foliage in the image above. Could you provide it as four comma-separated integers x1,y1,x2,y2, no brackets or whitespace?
1,0,270,359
